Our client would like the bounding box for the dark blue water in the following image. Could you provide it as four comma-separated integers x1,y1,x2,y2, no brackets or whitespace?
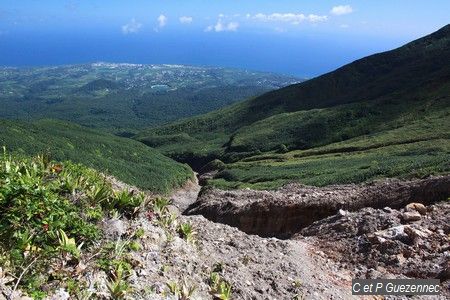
0,29,407,77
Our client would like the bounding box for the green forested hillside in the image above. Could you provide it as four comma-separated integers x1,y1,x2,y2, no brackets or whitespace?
0,64,299,134
136,25,450,188
0,119,193,193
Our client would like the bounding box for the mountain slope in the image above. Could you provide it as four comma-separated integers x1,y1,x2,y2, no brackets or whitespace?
0,119,193,193
136,25,450,187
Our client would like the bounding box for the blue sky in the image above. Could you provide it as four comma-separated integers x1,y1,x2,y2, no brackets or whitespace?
0,1,449,76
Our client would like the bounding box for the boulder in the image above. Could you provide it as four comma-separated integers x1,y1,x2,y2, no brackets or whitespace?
403,226,432,239
406,203,427,215
401,211,422,222
373,225,409,242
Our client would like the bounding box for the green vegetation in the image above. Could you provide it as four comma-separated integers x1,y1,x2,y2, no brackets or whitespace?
0,150,201,299
0,151,143,298
137,24,450,189
210,138,450,190
166,278,197,299
178,222,197,244
0,64,299,133
0,119,193,194
209,272,232,300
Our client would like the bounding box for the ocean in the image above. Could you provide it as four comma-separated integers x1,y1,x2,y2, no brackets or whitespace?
0,29,406,78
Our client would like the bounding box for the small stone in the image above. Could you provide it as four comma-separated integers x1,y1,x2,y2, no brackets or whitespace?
374,225,408,241
75,262,87,274
338,209,348,217
406,203,427,215
401,211,421,222
396,254,406,265
404,226,431,239
383,207,393,213
438,262,450,281
103,218,126,238
48,288,70,300
367,234,386,244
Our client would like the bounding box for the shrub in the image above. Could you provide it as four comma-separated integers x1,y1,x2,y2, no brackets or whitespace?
0,151,107,297
178,222,197,244
276,144,289,153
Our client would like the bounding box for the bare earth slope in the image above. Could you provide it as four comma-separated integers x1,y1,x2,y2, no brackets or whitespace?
186,176,450,237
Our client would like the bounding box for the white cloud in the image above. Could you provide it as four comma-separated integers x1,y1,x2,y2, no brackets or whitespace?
157,14,168,28
307,14,328,23
179,16,193,24
252,13,327,24
226,22,239,31
330,5,353,16
205,20,239,32
121,18,143,34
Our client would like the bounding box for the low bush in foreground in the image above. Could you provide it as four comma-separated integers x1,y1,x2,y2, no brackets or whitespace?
0,150,145,299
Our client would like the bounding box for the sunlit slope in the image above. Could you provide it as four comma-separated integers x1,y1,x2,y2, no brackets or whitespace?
137,25,450,159
0,119,193,193
136,25,450,188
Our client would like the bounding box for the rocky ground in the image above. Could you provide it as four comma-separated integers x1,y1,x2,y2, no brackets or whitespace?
299,202,450,296
1,175,448,299
123,214,354,299
183,175,450,298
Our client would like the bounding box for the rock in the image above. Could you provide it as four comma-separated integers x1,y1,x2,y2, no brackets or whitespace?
103,218,126,238
406,203,427,215
401,211,421,222
48,288,70,300
396,254,406,265
383,207,394,213
367,234,386,244
438,262,450,281
404,226,432,239
75,262,87,274
337,209,348,217
374,225,409,242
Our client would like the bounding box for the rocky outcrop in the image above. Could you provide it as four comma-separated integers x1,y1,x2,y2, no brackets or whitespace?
185,176,450,238
299,201,450,286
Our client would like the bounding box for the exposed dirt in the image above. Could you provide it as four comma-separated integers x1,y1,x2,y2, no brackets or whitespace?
185,176,450,238
122,214,356,299
169,174,201,212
